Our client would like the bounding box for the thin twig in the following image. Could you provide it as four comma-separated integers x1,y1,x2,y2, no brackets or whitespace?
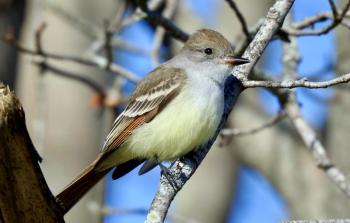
242,73,350,89
151,0,179,67
35,62,105,96
3,33,141,83
37,0,99,40
35,22,47,55
104,21,114,69
86,1,127,56
285,0,350,36
225,0,251,40
121,0,163,28
136,0,189,42
221,111,287,136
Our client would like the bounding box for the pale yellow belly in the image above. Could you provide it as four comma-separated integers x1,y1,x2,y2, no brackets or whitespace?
97,85,223,170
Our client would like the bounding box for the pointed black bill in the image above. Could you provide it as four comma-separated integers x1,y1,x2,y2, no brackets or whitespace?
224,56,250,65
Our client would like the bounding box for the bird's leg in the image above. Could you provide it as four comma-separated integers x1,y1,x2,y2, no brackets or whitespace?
169,160,177,168
150,156,178,190
158,161,179,191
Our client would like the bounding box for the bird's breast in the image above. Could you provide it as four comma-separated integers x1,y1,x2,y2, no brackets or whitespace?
124,79,224,161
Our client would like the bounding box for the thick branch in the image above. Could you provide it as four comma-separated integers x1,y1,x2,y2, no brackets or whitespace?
145,0,295,222
0,84,64,223
286,99,350,197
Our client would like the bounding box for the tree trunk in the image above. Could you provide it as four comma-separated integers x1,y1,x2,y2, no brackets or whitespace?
0,83,64,223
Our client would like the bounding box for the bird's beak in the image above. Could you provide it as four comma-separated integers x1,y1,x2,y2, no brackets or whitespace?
223,56,250,65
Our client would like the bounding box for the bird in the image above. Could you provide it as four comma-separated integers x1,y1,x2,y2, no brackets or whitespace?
56,29,249,212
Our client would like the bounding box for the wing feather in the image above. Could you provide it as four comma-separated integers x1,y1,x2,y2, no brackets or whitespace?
101,67,186,155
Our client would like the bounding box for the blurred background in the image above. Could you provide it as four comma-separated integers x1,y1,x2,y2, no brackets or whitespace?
1,0,350,222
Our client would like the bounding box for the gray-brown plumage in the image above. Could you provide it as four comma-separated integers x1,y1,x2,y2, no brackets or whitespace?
56,29,249,213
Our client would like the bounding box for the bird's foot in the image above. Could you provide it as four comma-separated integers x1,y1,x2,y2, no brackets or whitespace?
158,162,179,191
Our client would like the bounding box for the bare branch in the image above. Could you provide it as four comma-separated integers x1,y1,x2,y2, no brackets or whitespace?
242,73,350,89
35,62,106,96
104,21,114,69
37,0,99,40
136,0,189,42
151,0,179,67
221,111,287,136
34,22,46,55
3,33,141,83
292,12,334,29
225,0,251,40
286,99,350,197
234,0,295,81
121,0,164,28
285,0,350,36
259,17,350,198
328,0,338,18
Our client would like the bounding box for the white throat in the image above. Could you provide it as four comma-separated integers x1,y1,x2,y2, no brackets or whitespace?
166,54,232,86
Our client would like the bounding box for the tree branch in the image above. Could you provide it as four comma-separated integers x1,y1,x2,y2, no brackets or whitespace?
284,0,350,36
3,32,141,83
286,99,350,197
254,17,350,198
225,0,251,40
150,0,179,67
242,73,350,89
136,0,189,42
220,110,287,136
0,84,64,223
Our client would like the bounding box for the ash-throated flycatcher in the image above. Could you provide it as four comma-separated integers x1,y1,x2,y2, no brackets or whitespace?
57,29,249,211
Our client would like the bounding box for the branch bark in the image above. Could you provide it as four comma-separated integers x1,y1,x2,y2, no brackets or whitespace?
242,73,350,88
0,84,64,223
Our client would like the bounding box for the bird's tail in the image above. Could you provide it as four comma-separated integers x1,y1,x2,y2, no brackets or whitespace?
56,161,111,213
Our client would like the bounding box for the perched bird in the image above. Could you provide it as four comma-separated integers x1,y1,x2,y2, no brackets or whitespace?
56,29,249,212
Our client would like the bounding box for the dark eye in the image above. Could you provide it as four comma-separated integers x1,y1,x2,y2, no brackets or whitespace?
204,48,213,55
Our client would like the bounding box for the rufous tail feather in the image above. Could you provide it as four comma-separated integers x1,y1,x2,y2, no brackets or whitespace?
56,160,111,213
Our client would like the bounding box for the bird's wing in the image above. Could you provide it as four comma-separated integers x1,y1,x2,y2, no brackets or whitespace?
101,66,187,156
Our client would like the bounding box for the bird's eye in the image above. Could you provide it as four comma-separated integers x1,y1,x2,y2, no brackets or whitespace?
204,48,213,55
